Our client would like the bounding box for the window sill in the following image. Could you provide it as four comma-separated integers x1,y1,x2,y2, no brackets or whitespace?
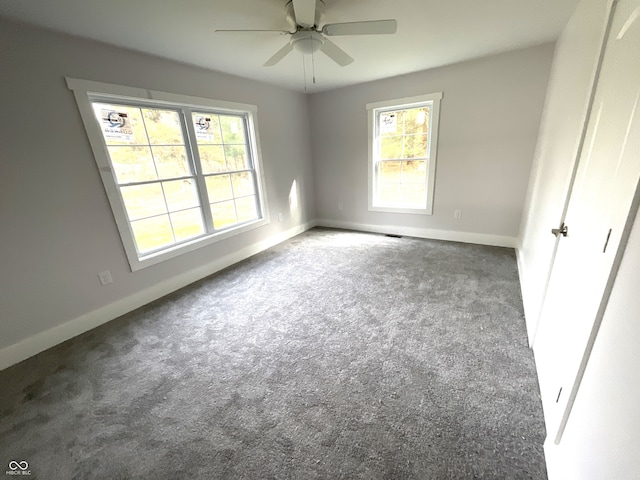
130,216,270,271
369,205,433,215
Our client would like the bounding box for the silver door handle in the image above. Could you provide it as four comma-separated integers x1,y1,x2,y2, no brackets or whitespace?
551,223,568,237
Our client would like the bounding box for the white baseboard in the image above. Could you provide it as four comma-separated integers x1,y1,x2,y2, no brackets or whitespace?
544,438,563,480
316,219,518,248
0,219,516,370
0,221,316,371
515,247,537,348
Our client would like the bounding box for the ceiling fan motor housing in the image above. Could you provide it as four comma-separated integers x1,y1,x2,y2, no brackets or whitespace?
291,31,324,54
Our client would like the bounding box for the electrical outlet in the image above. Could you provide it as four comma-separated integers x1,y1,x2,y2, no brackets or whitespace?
454,209,462,219
338,202,344,211
278,213,283,222
98,270,113,285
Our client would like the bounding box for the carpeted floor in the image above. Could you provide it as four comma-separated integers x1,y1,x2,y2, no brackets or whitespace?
0,228,547,479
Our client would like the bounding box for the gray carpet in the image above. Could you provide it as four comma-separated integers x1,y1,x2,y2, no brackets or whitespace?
0,228,547,479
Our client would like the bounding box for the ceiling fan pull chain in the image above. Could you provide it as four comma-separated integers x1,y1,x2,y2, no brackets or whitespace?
311,39,317,84
302,54,308,92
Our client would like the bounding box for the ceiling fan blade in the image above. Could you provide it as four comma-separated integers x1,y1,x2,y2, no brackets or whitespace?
264,42,294,66
320,38,354,67
292,0,317,27
322,19,397,36
215,29,291,35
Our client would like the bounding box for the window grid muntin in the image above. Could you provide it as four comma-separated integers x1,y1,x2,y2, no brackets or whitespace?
90,97,262,256
204,169,259,230
373,102,433,209
375,104,432,160
191,112,261,228
93,102,193,181
92,102,202,256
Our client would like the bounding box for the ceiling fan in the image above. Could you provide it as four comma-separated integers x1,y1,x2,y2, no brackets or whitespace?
215,0,397,67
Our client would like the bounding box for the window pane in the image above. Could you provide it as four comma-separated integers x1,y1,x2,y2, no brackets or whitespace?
220,115,244,144
121,183,167,220
379,161,402,183
380,136,403,160
192,113,222,144
152,146,190,179
205,175,233,202
85,93,267,266
231,172,254,197
404,134,428,159
401,160,427,183
377,182,400,205
199,146,226,173
224,145,248,171
163,179,199,212
170,208,205,241
131,215,174,253
400,184,427,206
380,111,403,137
211,200,237,229
236,196,258,222
108,146,157,184
403,107,429,135
93,103,147,145
141,109,184,145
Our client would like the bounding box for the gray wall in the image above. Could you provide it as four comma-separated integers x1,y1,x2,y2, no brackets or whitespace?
309,44,554,241
0,18,315,352
0,19,556,363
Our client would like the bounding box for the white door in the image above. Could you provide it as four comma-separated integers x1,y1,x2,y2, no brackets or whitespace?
534,0,640,444
519,0,614,345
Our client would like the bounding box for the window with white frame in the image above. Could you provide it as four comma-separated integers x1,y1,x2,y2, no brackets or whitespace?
367,92,442,214
67,78,269,271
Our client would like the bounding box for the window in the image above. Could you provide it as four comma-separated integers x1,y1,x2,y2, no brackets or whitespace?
367,92,442,214
67,78,269,271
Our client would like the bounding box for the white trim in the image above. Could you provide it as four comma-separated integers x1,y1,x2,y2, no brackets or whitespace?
0,221,316,371
367,92,443,216
366,92,444,111
66,77,149,99
316,219,517,248
132,217,271,270
66,77,270,271
66,77,257,113
515,247,536,347
150,90,257,113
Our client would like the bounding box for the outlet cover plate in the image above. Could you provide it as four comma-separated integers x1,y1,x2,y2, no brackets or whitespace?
98,270,113,285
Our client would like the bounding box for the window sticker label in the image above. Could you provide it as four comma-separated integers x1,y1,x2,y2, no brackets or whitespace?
380,112,397,133
101,110,134,143
194,116,214,141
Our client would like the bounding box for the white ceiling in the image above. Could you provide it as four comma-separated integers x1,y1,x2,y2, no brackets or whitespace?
0,0,580,93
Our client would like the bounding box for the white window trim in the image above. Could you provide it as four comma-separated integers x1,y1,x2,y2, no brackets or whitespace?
67,77,270,271
366,92,443,215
